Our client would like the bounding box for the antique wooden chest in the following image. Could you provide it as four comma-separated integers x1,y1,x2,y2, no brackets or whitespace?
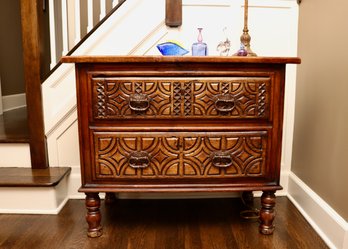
62,56,300,237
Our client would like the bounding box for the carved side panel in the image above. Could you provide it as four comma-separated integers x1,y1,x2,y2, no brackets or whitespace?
93,131,267,179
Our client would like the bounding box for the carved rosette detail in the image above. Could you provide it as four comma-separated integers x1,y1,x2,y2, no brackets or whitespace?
94,132,267,179
96,82,106,118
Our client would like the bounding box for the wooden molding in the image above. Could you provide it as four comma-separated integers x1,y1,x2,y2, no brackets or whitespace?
20,0,49,168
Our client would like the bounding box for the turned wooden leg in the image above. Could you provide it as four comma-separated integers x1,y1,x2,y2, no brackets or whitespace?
259,191,276,235
85,193,102,238
105,192,117,205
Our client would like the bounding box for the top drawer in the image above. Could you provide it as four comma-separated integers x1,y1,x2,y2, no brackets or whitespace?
92,77,271,120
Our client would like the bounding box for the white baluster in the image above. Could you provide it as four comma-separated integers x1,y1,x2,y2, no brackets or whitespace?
100,0,107,20
49,0,57,69
61,0,69,56
87,0,94,32
74,0,81,45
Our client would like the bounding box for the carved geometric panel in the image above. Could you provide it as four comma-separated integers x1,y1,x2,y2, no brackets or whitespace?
190,78,270,118
93,131,267,179
92,77,270,119
92,78,173,118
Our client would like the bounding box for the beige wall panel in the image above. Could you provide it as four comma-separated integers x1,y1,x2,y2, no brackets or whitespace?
292,0,348,221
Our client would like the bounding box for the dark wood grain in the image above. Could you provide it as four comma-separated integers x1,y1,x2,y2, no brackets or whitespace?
0,107,29,143
0,167,71,187
166,0,182,27
61,55,301,64
20,0,48,168
85,193,102,237
0,197,328,249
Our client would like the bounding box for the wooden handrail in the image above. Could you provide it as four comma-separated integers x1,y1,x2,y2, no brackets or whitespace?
43,0,127,82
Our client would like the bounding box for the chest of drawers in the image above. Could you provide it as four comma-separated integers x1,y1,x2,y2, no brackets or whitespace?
63,56,300,237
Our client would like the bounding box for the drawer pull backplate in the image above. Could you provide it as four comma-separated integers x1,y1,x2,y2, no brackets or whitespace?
129,93,150,112
129,151,150,168
211,151,233,168
214,94,235,112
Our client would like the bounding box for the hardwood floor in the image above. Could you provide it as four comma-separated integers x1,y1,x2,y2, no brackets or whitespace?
0,197,328,249
0,107,29,143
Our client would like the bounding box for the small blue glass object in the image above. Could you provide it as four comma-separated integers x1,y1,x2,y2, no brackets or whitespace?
156,42,189,56
192,28,208,56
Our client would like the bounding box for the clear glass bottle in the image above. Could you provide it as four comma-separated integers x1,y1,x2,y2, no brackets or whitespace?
192,28,208,56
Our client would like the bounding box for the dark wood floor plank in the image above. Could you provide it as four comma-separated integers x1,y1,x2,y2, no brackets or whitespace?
0,197,328,249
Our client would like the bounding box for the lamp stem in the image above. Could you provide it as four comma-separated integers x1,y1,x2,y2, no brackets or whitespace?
244,0,248,30
240,0,257,56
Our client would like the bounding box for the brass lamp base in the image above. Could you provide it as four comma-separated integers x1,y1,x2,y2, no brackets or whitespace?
240,30,257,56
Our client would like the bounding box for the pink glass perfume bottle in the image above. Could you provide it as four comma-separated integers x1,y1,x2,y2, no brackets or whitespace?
192,28,208,56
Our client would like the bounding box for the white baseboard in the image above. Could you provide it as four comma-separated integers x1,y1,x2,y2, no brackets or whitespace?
288,172,348,249
2,93,26,112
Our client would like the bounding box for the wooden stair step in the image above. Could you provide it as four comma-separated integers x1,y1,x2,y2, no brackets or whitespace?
0,167,71,187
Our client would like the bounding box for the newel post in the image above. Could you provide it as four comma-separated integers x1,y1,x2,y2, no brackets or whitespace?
166,0,182,27
20,0,49,168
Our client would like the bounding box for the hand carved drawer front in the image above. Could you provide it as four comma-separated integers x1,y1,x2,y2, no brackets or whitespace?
92,77,270,120
63,56,300,238
93,131,268,180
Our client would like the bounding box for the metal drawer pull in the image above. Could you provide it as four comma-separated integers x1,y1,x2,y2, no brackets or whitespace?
129,151,150,168
129,93,150,112
214,94,235,112
211,151,233,168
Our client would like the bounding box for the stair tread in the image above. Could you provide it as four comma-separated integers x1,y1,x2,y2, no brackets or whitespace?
0,167,71,187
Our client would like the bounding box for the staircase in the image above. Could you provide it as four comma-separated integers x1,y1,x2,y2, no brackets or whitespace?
0,107,71,213
0,0,127,213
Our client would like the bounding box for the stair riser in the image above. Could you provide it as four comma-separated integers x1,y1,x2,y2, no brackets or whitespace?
0,144,31,167
0,176,68,214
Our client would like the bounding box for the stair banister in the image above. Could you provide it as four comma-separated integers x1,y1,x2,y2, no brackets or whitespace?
20,0,49,169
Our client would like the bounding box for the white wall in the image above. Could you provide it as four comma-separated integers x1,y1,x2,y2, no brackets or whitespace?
43,0,299,198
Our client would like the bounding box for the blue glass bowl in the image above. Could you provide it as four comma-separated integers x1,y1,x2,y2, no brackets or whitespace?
156,42,189,56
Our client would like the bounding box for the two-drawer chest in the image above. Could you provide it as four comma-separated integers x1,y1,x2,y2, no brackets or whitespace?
62,56,300,237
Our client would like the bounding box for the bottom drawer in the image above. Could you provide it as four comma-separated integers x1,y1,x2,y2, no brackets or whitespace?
91,131,269,181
